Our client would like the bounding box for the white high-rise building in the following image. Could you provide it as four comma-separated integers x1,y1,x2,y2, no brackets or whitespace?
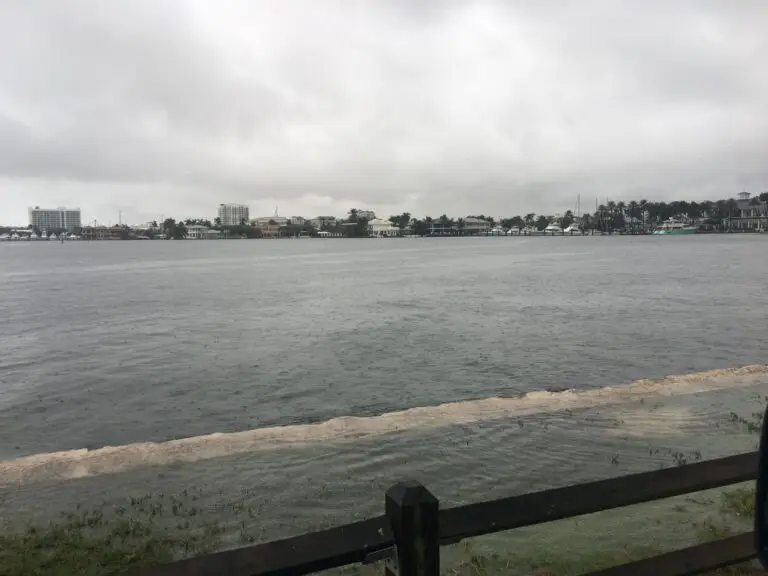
28,206,82,232
218,203,250,226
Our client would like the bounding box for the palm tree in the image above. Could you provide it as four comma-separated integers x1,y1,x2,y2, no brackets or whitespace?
726,199,738,230
606,201,616,231
639,200,648,231
596,205,607,232
616,201,626,231
524,213,535,228
628,201,638,232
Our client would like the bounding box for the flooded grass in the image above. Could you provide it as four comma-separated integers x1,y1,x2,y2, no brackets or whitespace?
1,407,763,575
0,482,759,576
0,489,263,576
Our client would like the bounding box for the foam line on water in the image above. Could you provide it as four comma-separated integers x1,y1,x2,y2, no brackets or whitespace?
2,365,766,485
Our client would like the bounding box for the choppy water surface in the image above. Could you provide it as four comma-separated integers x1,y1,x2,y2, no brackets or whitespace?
1,235,767,541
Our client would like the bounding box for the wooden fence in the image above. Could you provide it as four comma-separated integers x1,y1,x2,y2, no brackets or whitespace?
134,452,759,576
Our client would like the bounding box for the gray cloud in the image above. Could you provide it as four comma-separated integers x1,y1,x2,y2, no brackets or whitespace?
0,0,766,224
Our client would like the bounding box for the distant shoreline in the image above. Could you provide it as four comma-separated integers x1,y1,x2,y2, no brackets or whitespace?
2,228,767,242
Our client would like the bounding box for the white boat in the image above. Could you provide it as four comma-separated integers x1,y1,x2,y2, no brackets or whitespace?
0,233,9,241
522,227,537,235
506,226,521,235
652,218,697,235
10,233,20,241
489,226,505,236
563,223,581,234
544,223,563,234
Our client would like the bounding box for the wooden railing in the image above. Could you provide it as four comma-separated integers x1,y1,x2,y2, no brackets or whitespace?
133,452,759,576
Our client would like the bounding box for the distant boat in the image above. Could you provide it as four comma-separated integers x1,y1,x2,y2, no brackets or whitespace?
544,223,563,234
489,226,505,236
653,218,697,235
506,226,521,235
564,223,581,234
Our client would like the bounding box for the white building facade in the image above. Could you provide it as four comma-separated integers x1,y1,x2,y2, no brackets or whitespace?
185,225,222,239
367,218,398,237
253,215,289,227
29,206,82,232
218,204,250,226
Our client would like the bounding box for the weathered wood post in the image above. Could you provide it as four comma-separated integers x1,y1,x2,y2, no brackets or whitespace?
385,480,439,576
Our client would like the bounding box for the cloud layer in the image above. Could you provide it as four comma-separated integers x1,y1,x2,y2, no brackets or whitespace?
1,0,766,224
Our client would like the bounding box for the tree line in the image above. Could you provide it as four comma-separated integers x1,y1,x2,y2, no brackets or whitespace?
386,194,768,234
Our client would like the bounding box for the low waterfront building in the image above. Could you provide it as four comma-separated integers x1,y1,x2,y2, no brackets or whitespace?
463,217,491,234
253,215,289,227
252,215,287,238
368,218,398,237
732,192,767,231
80,226,126,240
185,225,222,239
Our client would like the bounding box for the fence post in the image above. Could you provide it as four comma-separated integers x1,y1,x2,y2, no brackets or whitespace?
385,480,439,576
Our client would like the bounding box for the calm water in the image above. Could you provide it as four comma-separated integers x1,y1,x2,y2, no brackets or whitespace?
1,235,767,541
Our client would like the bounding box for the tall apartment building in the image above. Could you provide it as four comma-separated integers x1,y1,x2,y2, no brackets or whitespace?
28,206,82,232
217,203,250,226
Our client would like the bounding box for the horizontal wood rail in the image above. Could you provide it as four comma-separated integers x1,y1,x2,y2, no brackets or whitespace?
133,451,759,576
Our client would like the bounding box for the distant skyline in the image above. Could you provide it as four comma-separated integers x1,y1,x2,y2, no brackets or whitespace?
1,0,767,225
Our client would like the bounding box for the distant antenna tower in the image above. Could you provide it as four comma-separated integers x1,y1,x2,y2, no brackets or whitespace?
274,205,279,217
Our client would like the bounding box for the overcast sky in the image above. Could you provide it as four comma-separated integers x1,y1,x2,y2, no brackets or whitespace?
1,0,766,225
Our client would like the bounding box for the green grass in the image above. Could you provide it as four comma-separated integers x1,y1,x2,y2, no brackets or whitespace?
722,487,756,519
0,484,760,576
0,490,262,576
